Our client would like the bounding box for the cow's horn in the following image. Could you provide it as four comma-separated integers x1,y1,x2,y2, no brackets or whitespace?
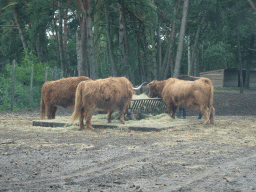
132,82,147,90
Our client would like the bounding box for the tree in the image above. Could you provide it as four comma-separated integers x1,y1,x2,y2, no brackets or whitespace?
104,2,116,76
173,0,189,78
118,0,131,80
76,0,88,76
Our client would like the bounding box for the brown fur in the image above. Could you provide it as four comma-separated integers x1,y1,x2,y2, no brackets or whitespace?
72,77,134,130
148,77,215,124
40,76,91,119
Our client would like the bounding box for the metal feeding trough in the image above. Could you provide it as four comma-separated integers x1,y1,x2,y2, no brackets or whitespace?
126,98,167,120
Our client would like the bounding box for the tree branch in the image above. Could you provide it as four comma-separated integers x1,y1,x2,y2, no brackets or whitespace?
247,0,256,11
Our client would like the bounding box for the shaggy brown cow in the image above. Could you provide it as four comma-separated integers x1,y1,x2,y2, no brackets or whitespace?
40,76,90,119
147,77,215,124
72,77,134,130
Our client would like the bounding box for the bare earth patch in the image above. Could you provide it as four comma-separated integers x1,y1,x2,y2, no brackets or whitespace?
1,105,256,191
1,92,256,191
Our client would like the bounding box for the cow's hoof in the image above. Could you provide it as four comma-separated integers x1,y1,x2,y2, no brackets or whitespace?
203,120,210,124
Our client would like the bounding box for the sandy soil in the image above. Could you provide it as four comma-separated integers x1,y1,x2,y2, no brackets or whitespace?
0,92,256,191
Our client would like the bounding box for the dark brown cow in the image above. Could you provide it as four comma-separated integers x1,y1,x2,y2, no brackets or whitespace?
147,77,215,124
40,76,90,119
72,77,134,130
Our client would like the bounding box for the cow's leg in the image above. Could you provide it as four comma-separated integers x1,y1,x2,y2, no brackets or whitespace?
210,106,215,124
177,107,182,118
119,101,131,124
200,105,210,124
79,107,85,130
198,112,203,119
40,100,45,119
171,105,178,119
85,109,95,130
51,106,58,119
167,106,172,116
46,105,53,119
182,107,186,118
167,103,176,119
119,108,126,124
107,110,114,123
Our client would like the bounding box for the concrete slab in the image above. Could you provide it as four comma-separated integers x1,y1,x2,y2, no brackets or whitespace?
32,120,119,129
32,118,202,132
128,122,201,132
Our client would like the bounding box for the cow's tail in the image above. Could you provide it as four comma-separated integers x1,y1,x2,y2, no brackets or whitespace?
201,78,214,109
40,97,45,119
72,83,83,122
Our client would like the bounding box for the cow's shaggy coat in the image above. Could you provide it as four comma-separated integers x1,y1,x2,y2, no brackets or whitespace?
72,77,134,130
148,77,215,124
177,75,203,119
40,76,90,119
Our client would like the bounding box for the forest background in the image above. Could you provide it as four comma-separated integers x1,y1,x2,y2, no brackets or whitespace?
0,0,256,110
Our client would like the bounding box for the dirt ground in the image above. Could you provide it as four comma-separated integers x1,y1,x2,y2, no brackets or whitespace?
0,92,256,191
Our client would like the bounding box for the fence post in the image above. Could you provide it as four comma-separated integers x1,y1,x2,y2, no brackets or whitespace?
45,67,48,82
60,69,63,79
29,64,34,108
50,68,54,80
54,66,57,80
11,60,15,111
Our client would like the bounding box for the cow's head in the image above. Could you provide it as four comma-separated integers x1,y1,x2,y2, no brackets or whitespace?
147,80,162,98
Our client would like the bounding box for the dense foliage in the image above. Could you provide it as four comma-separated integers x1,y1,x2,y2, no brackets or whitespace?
0,0,256,110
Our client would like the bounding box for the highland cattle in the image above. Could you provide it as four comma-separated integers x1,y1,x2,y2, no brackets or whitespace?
148,77,215,124
72,77,134,130
40,76,91,119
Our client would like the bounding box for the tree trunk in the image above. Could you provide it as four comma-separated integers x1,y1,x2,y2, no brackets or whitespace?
11,60,15,111
76,1,88,76
193,48,198,76
245,34,255,88
94,5,101,78
12,9,27,52
187,36,192,75
63,0,70,76
162,1,179,79
36,36,43,62
157,17,162,78
237,29,243,94
118,0,130,78
190,8,207,76
136,27,145,83
173,0,189,78
76,27,86,76
161,22,176,79
86,0,96,79
52,2,60,66
36,29,48,63
29,64,34,108
105,3,117,76
58,0,65,72
201,41,206,71
151,24,158,79
142,24,152,81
